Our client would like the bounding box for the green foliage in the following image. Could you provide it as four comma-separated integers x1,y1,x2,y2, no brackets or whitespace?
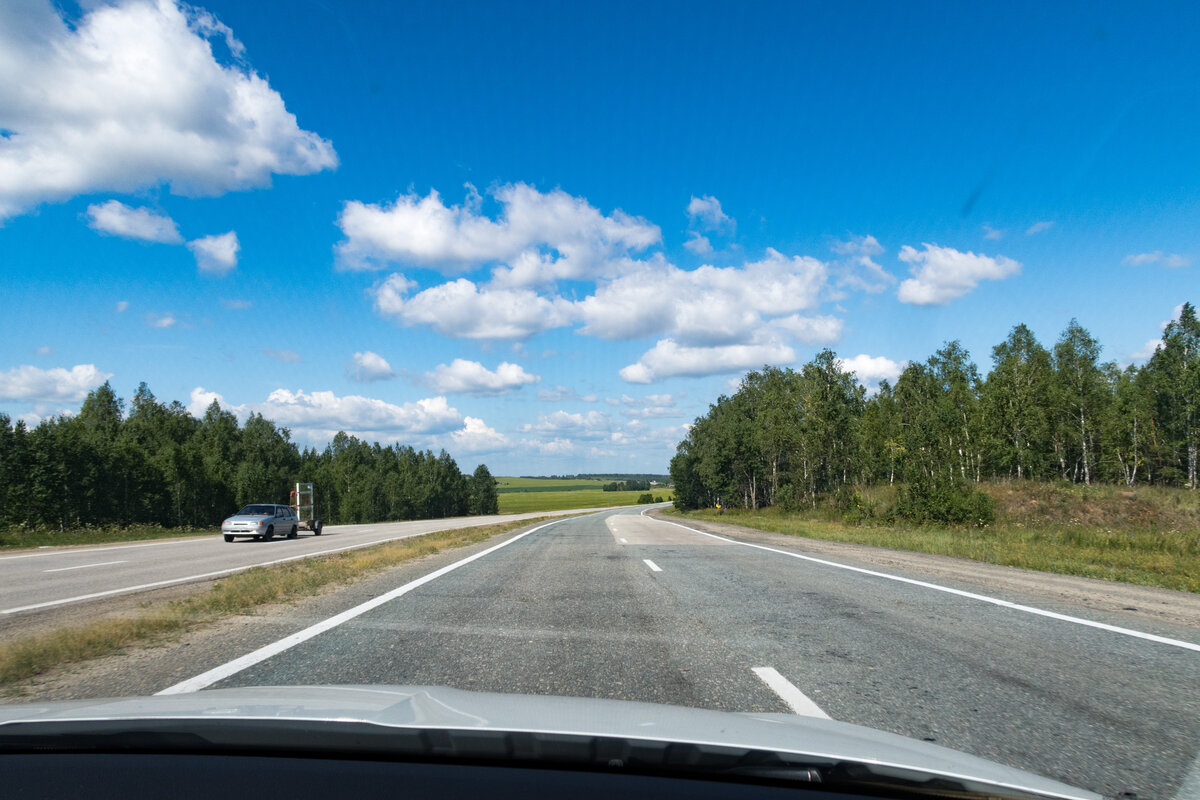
672,305,1198,521
636,493,655,503
0,382,492,533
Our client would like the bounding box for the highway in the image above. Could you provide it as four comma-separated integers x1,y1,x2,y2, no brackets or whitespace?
144,507,1200,800
0,509,590,617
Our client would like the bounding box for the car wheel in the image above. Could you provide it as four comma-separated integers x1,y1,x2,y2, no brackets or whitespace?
264,526,274,541
224,534,234,543
288,526,297,539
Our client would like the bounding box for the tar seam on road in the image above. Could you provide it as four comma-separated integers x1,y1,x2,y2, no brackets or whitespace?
156,513,591,695
644,509,1200,654
752,666,830,719
643,559,663,572
42,560,128,573
4,526,508,615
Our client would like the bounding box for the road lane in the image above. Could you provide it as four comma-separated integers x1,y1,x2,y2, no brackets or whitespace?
0,508,599,616
159,508,1200,798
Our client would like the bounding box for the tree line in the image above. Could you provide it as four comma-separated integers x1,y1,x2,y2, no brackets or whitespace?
671,304,1199,522
0,382,498,531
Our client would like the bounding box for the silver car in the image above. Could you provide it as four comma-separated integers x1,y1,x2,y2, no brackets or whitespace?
221,504,299,542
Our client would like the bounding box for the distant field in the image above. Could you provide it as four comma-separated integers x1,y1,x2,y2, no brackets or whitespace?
495,477,607,490
498,488,674,514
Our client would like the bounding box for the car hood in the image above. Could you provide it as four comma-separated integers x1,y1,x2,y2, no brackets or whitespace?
223,515,268,523
0,685,1097,800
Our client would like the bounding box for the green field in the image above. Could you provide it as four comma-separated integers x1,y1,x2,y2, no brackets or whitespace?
497,485,673,513
495,477,608,490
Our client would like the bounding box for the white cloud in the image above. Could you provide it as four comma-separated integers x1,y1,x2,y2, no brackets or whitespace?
145,312,178,328
537,386,598,403
0,364,112,403
264,348,301,364
187,231,239,274
578,249,827,345
773,314,845,345
336,183,660,284
982,224,1004,240
683,232,713,254
831,235,894,293
686,195,734,232
222,298,252,310
346,351,395,382
425,359,539,396
896,243,1020,305
187,387,463,437
449,416,509,453
115,300,130,313
85,200,182,243
372,274,575,340
34,345,52,356
620,338,796,383
1025,221,1055,235
523,410,613,438
838,354,906,393
0,0,336,221
1122,251,1190,268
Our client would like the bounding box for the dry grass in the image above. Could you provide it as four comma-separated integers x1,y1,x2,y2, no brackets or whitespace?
0,517,552,689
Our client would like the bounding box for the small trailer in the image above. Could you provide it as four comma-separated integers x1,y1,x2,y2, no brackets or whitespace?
290,482,324,535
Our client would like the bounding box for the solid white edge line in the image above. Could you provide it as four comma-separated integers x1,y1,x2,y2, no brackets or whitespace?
752,667,831,719
156,514,584,695
0,538,196,561
643,559,662,572
641,508,1200,654
43,560,127,573
2,513,585,615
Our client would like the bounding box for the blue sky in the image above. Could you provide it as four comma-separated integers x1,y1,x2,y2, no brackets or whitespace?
1,0,1197,474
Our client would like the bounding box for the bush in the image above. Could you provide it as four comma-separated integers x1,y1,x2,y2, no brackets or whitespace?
653,495,664,503
896,477,995,527
637,493,655,504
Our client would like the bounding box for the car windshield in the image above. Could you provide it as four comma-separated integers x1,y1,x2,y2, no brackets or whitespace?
1,3,1197,800
236,506,275,516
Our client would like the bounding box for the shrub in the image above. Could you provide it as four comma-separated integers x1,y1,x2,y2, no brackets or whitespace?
896,477,995,527
637,493,655,504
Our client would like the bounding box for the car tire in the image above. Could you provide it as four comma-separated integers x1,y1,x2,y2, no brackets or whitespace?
264,526,274,541
288,526,297,539
224,534,234,543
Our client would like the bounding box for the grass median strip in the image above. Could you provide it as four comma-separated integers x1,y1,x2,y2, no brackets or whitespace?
0,517,555,690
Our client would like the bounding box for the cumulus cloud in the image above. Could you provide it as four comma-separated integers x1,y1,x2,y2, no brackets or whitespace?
346,351,395,382
0,0,336,221
187,231,239,274
85,200,182,243
838,354,906,393
683,232,713,254
537,386,598,403
425,359,539,396
1025,221,1055,235
773,314,845,345
115,300,130,313
335,183,660,284
34,345,53,356
687,195,734,232
831,235,894,293
523,410,613,438
619,338,796,384
982,224,1004,240
448,417,509,453
264,348,301,364
578,249,827,345
0,364,112,403
372,274,575,340
896,243,1020,305
145,312,178,328
1122,251,1190,268
187,387,463,438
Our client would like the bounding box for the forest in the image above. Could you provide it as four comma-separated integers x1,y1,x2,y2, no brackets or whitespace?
671,304,1199,524
0,383,498,531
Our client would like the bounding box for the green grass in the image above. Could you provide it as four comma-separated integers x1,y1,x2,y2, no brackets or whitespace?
495,477,608,490
669,501,1200,593
0,524,210,550
498,488,673,513
0,517,554,691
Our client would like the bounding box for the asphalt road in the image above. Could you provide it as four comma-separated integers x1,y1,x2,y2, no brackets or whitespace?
158,507,1200,800
0,509,592,617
